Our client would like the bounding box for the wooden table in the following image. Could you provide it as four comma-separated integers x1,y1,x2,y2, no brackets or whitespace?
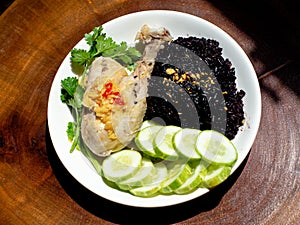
1,0,299,224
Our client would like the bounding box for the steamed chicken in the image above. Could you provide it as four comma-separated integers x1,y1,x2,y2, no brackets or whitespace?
80,25,173,156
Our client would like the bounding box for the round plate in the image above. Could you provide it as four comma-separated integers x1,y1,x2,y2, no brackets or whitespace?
47,10,261,207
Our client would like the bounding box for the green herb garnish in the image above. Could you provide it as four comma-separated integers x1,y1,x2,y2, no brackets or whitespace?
70,26,141,78
66,122,76,141
60,76,84,153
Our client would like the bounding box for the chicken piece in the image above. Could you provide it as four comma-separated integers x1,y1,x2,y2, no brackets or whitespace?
81,25,172,156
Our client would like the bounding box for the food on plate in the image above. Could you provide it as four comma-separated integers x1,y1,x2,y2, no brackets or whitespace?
102,149,142,182
101,121,235,197
174,162,207,194
146,36,246,140
60,24,245,197
153,125,181,161
173,128,202,160
203,165,232,188
81,25,173,156
129,162,168,197
195,130,238,166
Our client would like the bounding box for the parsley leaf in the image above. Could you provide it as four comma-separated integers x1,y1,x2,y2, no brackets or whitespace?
67,122,76,141
70,26,141,73
71,49,92,66
85,26,104,46
102,41,141,65
60,77,84,153
94,36,117,56
60,77,78,103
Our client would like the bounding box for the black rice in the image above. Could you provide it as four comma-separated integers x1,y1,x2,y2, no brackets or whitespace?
144,36,245,140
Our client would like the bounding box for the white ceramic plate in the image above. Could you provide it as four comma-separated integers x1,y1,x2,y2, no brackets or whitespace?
47,10,261,207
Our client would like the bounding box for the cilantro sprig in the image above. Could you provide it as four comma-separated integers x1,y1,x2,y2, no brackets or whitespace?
71,26,141,74
61,77,102,174
60,77,84,153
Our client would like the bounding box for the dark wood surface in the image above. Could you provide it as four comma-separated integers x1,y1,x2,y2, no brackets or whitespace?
0,0,299,224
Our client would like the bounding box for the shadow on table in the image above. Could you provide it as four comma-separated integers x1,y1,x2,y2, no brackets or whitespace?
46,126,248,224
0,0,14,15
209,0,300,99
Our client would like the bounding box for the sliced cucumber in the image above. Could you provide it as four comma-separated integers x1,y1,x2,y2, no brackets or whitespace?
135,125,162,157
154,126,182,161
204,166,232,188
195,130,238,166
102,149,142,183
117,158,155,190
160,162,193,194
174,162,207,194
140,120,160,130
173,128,201,160
129,184,161,197
129,162,168,197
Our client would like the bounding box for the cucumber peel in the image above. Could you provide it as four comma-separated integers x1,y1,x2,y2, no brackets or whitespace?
174,162,207,194
160,162,193,194
204,166,232,188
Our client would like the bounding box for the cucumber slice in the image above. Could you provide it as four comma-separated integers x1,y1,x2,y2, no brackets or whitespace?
204,166,232,188
160,162,193,194
117,158,155,190
129,184,161,197
173,128,201,160
195,130,238,166
135,125,162,157
140,120,160,130
129,162,168,197
154,126,181,161
102,150,142,183
174,162,207,194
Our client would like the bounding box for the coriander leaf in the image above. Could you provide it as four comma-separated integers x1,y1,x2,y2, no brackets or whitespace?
70,25,142,78
127,46,142,60
85,26,104,46
60,77,79,103
67,85,85,109
67,122,76,141
86,27,108,56
94,36,118,57
126,63,138,71
102,41,142,65
60,77,84,153
71,49,92,66
68,99,79,109
118,41,128,51
102,41,127,57
118,55,133,65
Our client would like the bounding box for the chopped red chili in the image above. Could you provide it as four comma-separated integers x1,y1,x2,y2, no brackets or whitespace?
101,82,125,105
102,82,113,98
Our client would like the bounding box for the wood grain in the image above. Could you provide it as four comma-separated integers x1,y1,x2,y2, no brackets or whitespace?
0,0,299,224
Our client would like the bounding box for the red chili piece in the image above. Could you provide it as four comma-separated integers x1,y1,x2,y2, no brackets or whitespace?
102,82,125,105
102,82,113,98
